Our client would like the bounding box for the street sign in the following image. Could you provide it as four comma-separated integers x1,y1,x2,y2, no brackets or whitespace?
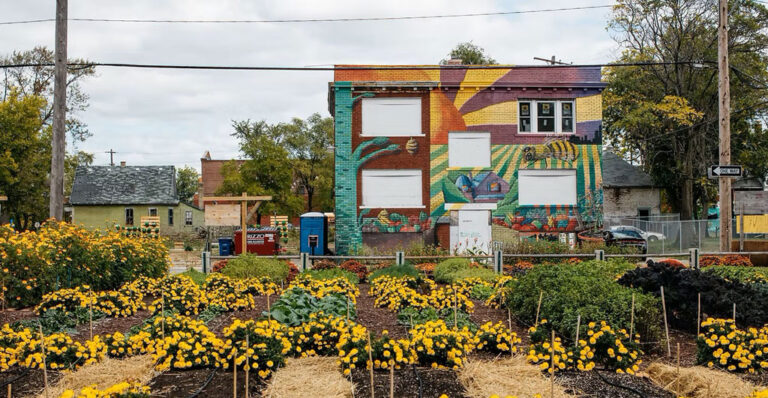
708,165,742,178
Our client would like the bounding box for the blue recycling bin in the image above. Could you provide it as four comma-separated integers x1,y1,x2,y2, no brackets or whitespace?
218,237,234,256
300,212,328,255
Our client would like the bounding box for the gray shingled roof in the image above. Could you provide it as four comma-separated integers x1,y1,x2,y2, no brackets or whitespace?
70,166,179,205
602,151,655,188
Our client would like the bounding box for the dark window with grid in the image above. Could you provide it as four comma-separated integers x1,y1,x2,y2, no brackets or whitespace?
125,208,134,225
185,211,193,226
168,208,174,226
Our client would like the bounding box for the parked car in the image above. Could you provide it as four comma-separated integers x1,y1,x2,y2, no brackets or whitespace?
609,225,665,241
603,229,648,254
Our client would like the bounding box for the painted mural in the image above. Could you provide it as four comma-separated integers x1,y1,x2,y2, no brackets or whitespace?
333,66,604,253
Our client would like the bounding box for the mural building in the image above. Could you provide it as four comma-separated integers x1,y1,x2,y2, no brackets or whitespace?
329,65,605,254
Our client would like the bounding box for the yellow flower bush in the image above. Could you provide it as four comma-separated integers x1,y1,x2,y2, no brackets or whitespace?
36,286,138,318
476,321,520,354
58,381,150,398
369,276,474,313
132,315,222,371
0,221,167,308
747,389,768,398
409,320,479,369
0,324,32,371
147,275,207,316
337,328,416,375
216,319,290,379
483,276,515,309
289,274,358,303
17,332,106,370
697,318,768,373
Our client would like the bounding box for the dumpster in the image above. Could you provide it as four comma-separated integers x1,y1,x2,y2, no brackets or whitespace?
218,237,234,256
234,227,281,255
300,212,328,255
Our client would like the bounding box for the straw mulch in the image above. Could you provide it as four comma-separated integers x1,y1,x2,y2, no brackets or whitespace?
263,356,353,398
35,355,156,398
459,355,577,398
646,362,757,398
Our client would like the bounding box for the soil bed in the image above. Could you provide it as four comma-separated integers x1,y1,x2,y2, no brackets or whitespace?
206,299,269,337
149,368,266,398
557,370,675,398
351,366,468,398
356,283,410,339
1,308,36,326
72,309,152,343
1,367,62,398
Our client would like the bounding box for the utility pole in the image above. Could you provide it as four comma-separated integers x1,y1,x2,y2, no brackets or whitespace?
105,149,117,166
49,0,67,220
718,0,732,251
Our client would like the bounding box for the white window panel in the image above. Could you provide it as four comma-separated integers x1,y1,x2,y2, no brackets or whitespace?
448,132,491,168
361,169,422,208
362,98,422,136
517,100,575,134
518,169,577,205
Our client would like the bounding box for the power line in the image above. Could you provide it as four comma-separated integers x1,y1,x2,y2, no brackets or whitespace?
0,5,613,26
0,60,713,71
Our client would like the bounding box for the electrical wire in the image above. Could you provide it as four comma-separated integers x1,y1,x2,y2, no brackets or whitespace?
0,5,614,26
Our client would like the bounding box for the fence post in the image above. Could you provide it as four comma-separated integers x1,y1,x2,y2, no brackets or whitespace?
595,249,605,261
201,251,211,273
493,250,503,274
395,251,405,265
689,248,700,269
300,252,309,271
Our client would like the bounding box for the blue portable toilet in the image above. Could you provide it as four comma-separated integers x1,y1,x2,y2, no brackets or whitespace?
218,237,234,256
300,212,328,255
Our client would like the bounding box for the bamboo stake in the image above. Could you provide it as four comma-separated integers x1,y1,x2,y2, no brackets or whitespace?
267,293,271,321
245,334,249,398
367,332,375,398
535,291,543,325
453,289,458,329
550,330,555,398
161,292,165,340
733,302,736,323
676,343,681,395
630,293,635,339
508,309,513,356
233,354,237,398
697,293,701,336
389,360,394,398
7,383,11,398
346,297,350,323
575,315,581,347
409,314,413,331
661,286,671,357
39,323,48,398
89,289,93,340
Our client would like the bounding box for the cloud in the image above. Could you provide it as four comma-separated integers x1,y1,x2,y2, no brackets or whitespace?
1,0,615,170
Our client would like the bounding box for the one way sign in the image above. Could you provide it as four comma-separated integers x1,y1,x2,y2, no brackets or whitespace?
708,165,742,178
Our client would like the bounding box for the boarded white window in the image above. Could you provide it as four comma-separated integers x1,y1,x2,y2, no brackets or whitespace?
361,169,422,207
518,169,577,205
362,98,422,136
448,132,491,168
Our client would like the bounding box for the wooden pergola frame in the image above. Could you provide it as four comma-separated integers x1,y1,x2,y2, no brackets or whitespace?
201,192,272,252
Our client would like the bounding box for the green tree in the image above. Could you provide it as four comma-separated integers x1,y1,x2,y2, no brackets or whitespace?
64,151,94,196
605,0,768,223
175,166,199,204
1,46,96,145
281,113,334,212
440,41,497,65
0,91,50,230
218,120,303,224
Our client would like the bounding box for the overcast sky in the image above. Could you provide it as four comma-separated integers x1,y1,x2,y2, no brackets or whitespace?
2,0,617,171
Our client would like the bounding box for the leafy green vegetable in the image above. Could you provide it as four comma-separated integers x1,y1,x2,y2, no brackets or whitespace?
396,306,476,331
266,288,354,326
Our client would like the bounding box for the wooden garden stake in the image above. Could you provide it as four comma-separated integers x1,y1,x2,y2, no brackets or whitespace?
453,290,458,329
233,354,237,398
89,289,93,340
661,286,671,357
367,332,375,398
39,323,49,398
508,309,514,356
267,293,271,321
575,315,581,347
697,293,701,336
346,297,350,323
630,293,635,339
389,360,394,398
550,330,555,398
535,291,543,325
7,383,11,398
733,302,736,323
676,343,681,394
245,334,249,398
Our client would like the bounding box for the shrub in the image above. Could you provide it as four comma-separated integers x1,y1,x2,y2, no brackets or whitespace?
397,306,476,331
212,260,228,273
702,266,768,286
434,259,472,283
368,264,421,281
470,284,494,301
217,319,289,379
408,320,477,369
701,255,753,267
220,254,289,282
508,260,661,342
696,318,768,373
288,274,359,303
305,268,359,284
339,260,368,281
0,221,168,308
619,262,768,331
286,261,299,282
179,269,207,285
444,267,497,283
415,263,436,273
311,259,338,270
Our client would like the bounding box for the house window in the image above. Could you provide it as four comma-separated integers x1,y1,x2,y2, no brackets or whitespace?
125,208,134,226
361,97,422,136
148,208,158,217
361,169,422,208
518,100,575,133
518,169,577,205
168,208,174,226
185,211,193,226
448,132,491,168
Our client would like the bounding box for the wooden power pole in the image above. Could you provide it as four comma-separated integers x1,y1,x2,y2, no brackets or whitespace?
718,0,732,251
50,0,67,220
